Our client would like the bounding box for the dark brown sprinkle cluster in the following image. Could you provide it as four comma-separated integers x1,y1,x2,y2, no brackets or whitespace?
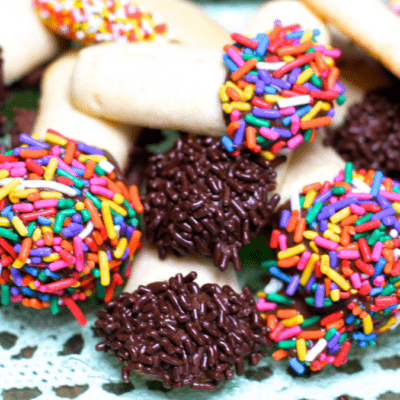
95,272,270,390
142,136,282,271
326,88,400,180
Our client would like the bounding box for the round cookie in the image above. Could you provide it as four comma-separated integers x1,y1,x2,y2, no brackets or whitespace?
258,164,400,374
0,132,142,325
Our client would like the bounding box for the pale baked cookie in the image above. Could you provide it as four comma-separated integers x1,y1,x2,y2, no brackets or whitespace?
32,50,139,170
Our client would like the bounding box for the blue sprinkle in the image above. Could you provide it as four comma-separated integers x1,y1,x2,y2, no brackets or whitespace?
269,266,291,283
71,167,85,175
243,47,254,55
221,136,234,152
286,30,304,39
255,35,269,57
369,287,383,296
264,85,277,95
358,340,367,348
372,258,386,279
346,314,355,324
114,215,124,225
37,216,53,225
289,358,305,374
23,266,38,277
44,269,61,279
223,54,239,72
312,29,321,37
371,171,384,197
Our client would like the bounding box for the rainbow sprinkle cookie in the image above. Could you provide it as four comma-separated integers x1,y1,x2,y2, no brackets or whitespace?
0,131,142,325
220,23,345,157
257,163,400,374
33,0,167,45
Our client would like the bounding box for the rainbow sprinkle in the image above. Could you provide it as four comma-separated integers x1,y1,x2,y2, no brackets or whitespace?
0,131,143,325
33,0,167,45
220,23,345,158
258,163,400,374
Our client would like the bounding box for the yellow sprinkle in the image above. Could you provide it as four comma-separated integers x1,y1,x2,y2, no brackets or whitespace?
8,192,19,204
260,151,275,161
12,216,28,237
99,198,127,217
42,226,52,234
84,289,94,297
12,259,24,269
278,244,306,260
113,193,124,205
229,102,251,111
99,250,110,286
320,254,330,272
226,81,244,96
281,315,304,327
325,56,334,67
352,173,365,181
320,101,331,111
323,230,340,243
75,201,85,211
327,223,341,234
44,157,58,181
296,338,307,361
32,228,42,242
303,230,318,240
242,84,255,101
296,68,313,85
0,170,9,179
101,201,116,240
0,179,21,201
43,253,60,262
301,28,312,42
350,289,358,295
303,189,317,209
40,191,62,199
377,316,397,332
331,288,340,302
219,85,229,102
0,217,11,227
222,103,233,113
300,253,319,286
393,202,400,214
45,131,68,146
282,55,295,63
28,282,36,290
309,241,319,254
330,207,351,224
256,291,266,298
264,94,283,103
321,258,350,291
78,154,106,163
302,101,324,121
31,133,41,141
114,238,128,259
362,314,373,335
13,189,37,198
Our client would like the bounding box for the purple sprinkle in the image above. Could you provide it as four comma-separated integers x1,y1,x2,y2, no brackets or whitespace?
271,127,292,138
11,267,23,286
30,247,53,256
41,156,51,166
10,286,20,295
327,109,335,118
303,82,321,92
106,251,112,261
14,244,22,252
67,223,84,235
337,81,346,95
286,275,300,296
370,207,396,221
315,284,325,308
330,282,338,290
31,257,42,264
13,148,21,156
376,194,391,209
327,332,341,349
255,79,265,94
328,343,340,354
77,142,104,156
62,228,73,237
126,226,134,241
253,108,281,119
258,69,272,85
306,274,315,291
315,189,332,204
317,207,335,221
233,119,246,146
329,196,359,212
288,67,302,84
319,219,328,232
19,133,50,149
82,243,89,252
245,73,257,83
72,213,83,223
279,210,291,228
270,77,291,90
121,248,130,261
329,250,338,268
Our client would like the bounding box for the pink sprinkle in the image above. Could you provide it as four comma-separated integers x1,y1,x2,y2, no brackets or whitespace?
319,353,327,362
73,236,84,272
53,237,62,245
10,295,23,303
90,185,114,199
276,326,302,341
34,199,58,209
350,273,361,289
320,68,329,78
322,48,341,58
5,162,25,169
259,127,279,141
71,159,86,170
256,298,276,312
10,167,27,177
227,47,245,67
35,239,45,247
379,190,400,202
231,109,241,122
90,178,107,186
72,293,79,300
53,245,62,252
349,192,373,200
54,156,77,177
371,241,383,262
330,196,339,204
124,263,131,278
332,83,342,93
349,203,365,216
50,145,61,156
337,250,360,259
287,134,303,149
373,276,385,287
334,170,344,183
49,259,75,271
278,234,287,251
280,106,296,116
314,236,338,251
297,251,311,271
326,356,335,364
290,114,300,135
13,203,34,212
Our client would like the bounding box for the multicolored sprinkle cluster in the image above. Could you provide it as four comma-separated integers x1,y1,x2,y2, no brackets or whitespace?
257,163,400,374
0,131,142,325
220,24,346,158
33,0,167,45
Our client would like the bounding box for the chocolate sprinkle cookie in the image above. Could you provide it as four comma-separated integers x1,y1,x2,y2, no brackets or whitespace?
142,136,282,271
95,272,269,390
326,88,400,179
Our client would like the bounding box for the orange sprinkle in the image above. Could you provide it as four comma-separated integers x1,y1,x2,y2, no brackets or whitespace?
107,171,117,180
43,230,53,246
130,185,144,213
237,80,251,89
384,178,393,191
334,182,351,191
116,181,131,202
268,24,282,42
327,66,340,89
22,275,34,287
227,121,240,134
309,128,317,143
286,209,300,233
245,126,256,150
314,51,327,72
384,240,394,249
128,230,142,256
267,314,277,330
326,319,345,331
297,330,325,340
28,173,41,181
63,142,76,165
231,58,258,81
278,256,300,268
300,116,333,130
324,277,331,297
84,198,103,229
61,240,73,252
340,226,352,247
104,176,121,194
276,309,298,319
309,60,320,77
92,230,104,246
87,253,99,263
277,40,313,57
83,159,96,180
18,238,32,263
226,86,241,101
302,182,321,194
19,149,48,158
340,215,358,227
352,306,362,316
294,218,306,243
272,349,288,360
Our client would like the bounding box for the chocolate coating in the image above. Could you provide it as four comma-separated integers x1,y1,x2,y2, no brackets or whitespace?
95,272,270,390
142,136,282,270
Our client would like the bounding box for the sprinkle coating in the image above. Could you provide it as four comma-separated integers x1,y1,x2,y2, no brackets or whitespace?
0,131,142,325
33,0,167,45
220,23,345,157
258,163,400,374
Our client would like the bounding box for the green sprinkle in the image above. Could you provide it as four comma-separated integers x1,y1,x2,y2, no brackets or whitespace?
53,214,65,233
393,187,400,194
80,209,91,222
56,169,84,188
0,227,19,242
367,228,382,246
310,74,322,87
1,284,10,305
242,54,263,61
305,201,323,224
344,162,353,184
94,164,105,176
332,186,346,196
353,232,368,240
381,284,396,297
123,199,136,218
301,315,320,328
299,196,305,208
277,340,297,349
58,198,75,209
339,332,348,344
368,341,376,347
256,136,273,148
303,129,313,142
50,296,59,315
245,114,271,127
324,327,337,341
96,279,105,299
354,213,373,226
3,150,13,156
382,309,392,316
337,94,346,105
306,47,315,53
261,260,277,270
266,293,294,305
38,272,47,281
91,268,101,278
305,297,333,307
86,191,101,209
379,235,392,242
27,221,35,237
389,275,400,283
